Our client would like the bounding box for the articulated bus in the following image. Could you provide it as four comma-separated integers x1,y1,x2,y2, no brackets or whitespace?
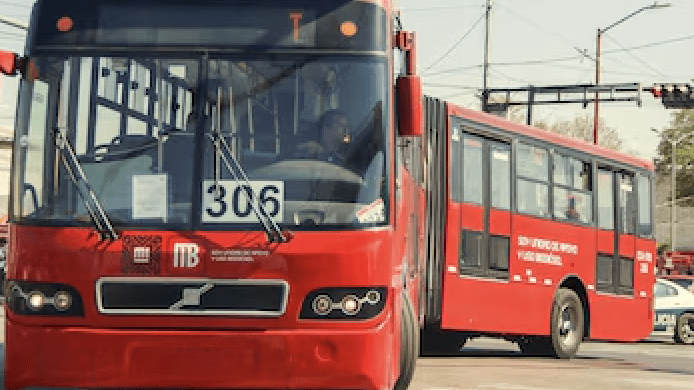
418,99,655,357
0,1,655,390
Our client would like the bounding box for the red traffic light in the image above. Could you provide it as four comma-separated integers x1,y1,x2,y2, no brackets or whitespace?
649,85,662,98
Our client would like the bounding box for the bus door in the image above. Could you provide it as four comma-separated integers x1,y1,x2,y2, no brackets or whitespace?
596,169,636,297
442,123,512,330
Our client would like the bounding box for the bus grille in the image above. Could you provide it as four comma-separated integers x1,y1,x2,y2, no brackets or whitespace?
96,277,288,316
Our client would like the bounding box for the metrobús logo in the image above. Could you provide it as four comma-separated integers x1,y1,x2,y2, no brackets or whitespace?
173,243,200,268
121,235,162,275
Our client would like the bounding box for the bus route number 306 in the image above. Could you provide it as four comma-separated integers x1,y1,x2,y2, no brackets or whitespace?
202,180,284,223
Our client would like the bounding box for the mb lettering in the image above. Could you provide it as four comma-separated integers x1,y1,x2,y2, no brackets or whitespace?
174,243,200,268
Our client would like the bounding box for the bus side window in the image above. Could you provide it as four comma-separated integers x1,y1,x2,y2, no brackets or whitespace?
462,134,483,205
553,154,591,224
637,175,652,236
516,142,549,217
597,169,614,230
620,173,637,235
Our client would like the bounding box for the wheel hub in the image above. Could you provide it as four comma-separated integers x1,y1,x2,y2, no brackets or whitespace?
559,305,577,343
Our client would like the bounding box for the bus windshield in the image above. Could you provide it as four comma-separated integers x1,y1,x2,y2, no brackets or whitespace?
12,54,388,230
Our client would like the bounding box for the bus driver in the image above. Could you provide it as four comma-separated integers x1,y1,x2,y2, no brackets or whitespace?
295,110,352,164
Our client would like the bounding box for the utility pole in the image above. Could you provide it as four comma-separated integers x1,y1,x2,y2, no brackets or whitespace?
482,0,492,106
594,28,601,144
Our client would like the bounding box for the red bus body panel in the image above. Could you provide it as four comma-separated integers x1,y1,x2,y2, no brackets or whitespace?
5,225,402,390
440,103,655,342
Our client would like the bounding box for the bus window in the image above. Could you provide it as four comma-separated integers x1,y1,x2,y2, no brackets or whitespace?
462,134,483,205
637,175,652,236
620,173,637,235
553,154,592,224
597,169,614,230
490,142,510,210
450,121,462,202
516,142,548,217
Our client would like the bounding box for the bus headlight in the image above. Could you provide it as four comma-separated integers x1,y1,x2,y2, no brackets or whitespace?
53,290,73,311
300,287,387,320
312,295,333,316
5,281,84,316
340,295,361,316
27,291,46,311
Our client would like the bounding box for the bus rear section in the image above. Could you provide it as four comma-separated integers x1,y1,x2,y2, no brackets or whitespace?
2,1,424,389
421,99,656,358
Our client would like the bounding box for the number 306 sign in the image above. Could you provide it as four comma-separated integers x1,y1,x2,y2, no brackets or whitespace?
202,180,284,223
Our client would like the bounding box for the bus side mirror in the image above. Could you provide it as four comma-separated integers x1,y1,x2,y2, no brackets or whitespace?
396,75,423,137
0,51,19,76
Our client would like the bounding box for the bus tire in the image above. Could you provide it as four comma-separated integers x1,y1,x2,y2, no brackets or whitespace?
674,313,694,344
394,293,418,390
549,288,584,358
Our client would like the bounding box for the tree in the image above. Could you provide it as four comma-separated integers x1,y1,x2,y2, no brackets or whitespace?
535,115,623,151
654,109,694,207
485,96,625,152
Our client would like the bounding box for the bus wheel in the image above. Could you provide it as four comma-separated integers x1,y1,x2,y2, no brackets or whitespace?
674,313,694,344
394,294,418,390
549,288,584,358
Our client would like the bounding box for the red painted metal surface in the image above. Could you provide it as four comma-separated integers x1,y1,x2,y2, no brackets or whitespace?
5,225,401,390
6,317,393,390
440,102,656,342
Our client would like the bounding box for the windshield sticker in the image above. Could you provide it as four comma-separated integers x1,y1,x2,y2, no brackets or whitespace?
356,198,385,223
202,180,284,223
132,174,167,219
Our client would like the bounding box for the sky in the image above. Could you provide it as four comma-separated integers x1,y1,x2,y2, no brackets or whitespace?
1,0,692,160
397,0,693,160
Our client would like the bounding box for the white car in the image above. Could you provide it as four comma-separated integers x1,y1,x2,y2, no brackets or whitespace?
654,278,694,344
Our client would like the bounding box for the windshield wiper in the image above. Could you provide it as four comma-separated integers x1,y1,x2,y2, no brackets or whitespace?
54,127,119,240
207,131,291,243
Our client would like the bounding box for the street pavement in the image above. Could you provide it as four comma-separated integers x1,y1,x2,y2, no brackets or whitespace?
0,311,691,390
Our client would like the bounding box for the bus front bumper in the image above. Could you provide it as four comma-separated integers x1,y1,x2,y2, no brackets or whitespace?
5,317,394,390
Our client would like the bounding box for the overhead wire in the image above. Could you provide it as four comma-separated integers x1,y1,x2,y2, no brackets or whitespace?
421,12,486,74
400,4,484,13
603,32,669,79
605,33,694,54
494,1,584,51
0,31,27,38
418,0,693,92
422,31,692,78
489,67,529,85
0,0,31,8
422,82,479,90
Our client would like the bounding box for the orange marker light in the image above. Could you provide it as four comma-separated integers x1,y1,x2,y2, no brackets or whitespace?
56,16,74,32
340,21,357,37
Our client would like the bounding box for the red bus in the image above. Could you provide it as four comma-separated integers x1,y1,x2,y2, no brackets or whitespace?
0,0,656,389
417,100,656,357
0,1,423,389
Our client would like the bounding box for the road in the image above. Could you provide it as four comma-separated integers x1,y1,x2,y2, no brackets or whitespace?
0,310,691,390
410,335,694,390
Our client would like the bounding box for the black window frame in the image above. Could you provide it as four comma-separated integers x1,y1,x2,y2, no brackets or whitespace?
595,166,641,296
515,141,550,219
452,120,511,281
551,152,593,225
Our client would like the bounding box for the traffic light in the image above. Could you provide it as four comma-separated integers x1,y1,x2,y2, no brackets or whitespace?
649,84,694,109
